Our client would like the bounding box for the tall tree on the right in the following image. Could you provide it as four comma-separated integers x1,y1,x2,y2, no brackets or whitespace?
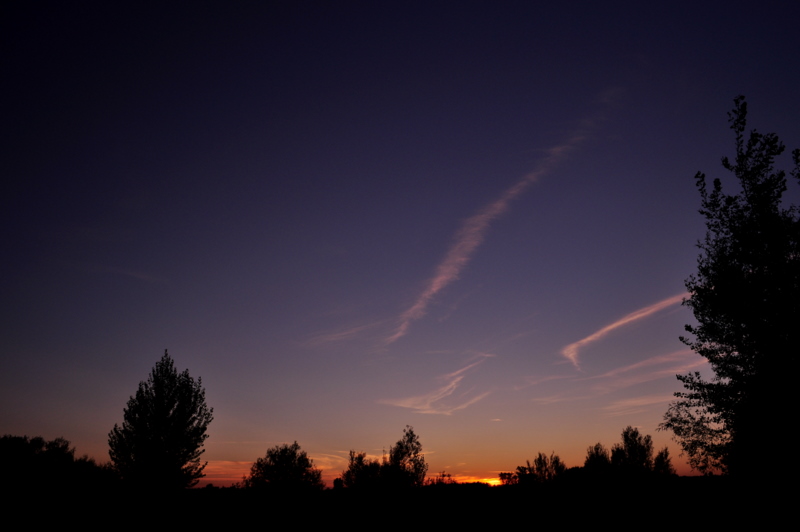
660,96,799,477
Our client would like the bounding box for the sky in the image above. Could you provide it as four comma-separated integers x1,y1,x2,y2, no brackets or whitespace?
3,1,799,486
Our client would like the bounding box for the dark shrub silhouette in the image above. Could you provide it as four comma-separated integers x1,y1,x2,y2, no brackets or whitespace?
242,441,324,490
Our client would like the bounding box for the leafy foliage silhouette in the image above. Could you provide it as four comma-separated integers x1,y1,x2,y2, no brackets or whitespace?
385,425,428,487
653,447,676,476
339,426,428,488
340,450,383,489
108,350,213,489
242,441,324,490
579,428,674,479
660,96,800,476
516,452,566,485
611,426,654,473
500,451,566,486
583,442,611,472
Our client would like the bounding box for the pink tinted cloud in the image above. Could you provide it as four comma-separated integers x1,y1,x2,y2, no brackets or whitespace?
379,355,493,415
561,293,687,369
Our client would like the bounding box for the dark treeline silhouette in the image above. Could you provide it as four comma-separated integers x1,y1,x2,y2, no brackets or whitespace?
498,426,675,488
585,426,676,478
0,434,117,492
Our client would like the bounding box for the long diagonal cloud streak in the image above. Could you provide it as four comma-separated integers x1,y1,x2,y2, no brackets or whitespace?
385,132,590,345
561,293,687,369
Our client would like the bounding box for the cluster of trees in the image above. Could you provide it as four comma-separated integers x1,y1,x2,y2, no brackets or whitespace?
337,425,428,489
101,349,429,491
500,452,566,486
499,426,675,486
0,434,117,491
235,425,428,490
583,426,675,476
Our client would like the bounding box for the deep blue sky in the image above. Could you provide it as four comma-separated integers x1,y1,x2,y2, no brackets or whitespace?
3,1,798,484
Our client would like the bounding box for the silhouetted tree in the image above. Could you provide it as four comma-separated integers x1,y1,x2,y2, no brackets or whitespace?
584,442,612,472
498,471,518,485
339,426,428,488
660,96,800,477
108,350,213,489
515,452,566,485
243,441,324,491
385,425,428,487
340,450,383,489
611,426,653,473
652,447,676,476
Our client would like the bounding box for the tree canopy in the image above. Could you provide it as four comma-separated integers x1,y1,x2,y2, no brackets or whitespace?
108,350,213,489
242,441,324,490
385,425,428,488
660,96,799,476
339,426,428,488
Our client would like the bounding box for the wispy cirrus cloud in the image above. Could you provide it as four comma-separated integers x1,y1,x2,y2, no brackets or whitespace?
379,355,493,415
601,394,676,417
525,349,706,406
561,293,687,369
303,319,388,347
385,132,591,346
584,349,706,395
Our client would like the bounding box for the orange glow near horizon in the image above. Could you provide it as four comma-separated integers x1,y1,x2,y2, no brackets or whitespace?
202,460,509,488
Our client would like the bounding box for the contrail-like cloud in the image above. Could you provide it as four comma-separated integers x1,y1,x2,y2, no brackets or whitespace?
384,132,590,345
561,293,687,369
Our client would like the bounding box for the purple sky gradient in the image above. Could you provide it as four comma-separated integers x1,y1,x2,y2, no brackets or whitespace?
3,1,799,485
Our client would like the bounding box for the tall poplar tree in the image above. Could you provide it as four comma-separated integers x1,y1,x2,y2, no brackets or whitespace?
661,97,799,476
